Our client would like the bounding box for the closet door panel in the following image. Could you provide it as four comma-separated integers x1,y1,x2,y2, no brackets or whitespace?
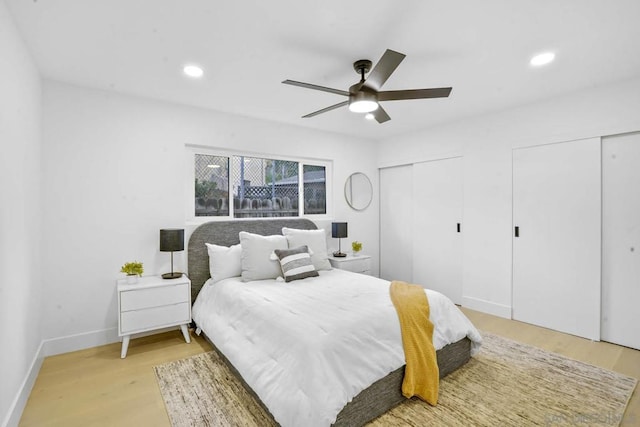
380,165,413,282
412,157,463,303
512,138,601,340
602,132,640,350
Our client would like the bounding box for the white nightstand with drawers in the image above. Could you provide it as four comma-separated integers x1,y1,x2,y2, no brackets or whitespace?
328,254,372,275
117,275,191,358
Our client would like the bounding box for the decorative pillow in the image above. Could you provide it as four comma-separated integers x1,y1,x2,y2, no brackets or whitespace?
205,243,242,283
281,227,332,271
239,231,288,281
273,245,319,282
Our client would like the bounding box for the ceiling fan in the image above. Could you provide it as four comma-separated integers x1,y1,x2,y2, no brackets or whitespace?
282,49,452,123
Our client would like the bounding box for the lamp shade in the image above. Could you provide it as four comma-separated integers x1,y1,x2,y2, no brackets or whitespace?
160,229,184,252
331,222,348,239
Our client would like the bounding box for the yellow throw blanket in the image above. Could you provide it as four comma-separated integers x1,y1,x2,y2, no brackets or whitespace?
389,280,439,405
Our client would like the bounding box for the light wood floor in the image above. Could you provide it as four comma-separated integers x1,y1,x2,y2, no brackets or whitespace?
20,309,639,426
19,331,211,427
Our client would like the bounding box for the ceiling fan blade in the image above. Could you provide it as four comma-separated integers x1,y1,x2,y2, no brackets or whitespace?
378,87,452,101
363,49,406,91
282,80,350,97
373,105,391,123
302,100,349,118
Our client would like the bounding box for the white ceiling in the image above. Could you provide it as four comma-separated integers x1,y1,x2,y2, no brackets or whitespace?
7,0,640,140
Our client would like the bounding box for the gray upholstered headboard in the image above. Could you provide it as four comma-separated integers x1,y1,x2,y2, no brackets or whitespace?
187,218,318,302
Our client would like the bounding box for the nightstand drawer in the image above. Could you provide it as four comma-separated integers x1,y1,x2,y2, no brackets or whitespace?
329,254,372,275
120,302,190,334
335,257,371,274
120,283,189,311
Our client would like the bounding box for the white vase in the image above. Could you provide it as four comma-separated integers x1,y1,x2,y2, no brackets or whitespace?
126,274,139,285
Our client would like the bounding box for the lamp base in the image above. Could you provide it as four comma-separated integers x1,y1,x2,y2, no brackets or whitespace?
332,251,347,258
162,272,183,279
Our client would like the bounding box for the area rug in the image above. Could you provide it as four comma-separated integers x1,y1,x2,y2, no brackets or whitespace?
154,332,637,426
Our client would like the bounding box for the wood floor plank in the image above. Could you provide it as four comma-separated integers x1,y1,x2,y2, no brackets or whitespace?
20,330,210,427
19,311,639,426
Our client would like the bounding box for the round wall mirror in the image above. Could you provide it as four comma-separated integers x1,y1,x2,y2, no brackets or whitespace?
345,172,373,211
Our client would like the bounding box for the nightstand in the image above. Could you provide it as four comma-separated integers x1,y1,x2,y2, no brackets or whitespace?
117,275,191,358
329,254,372,275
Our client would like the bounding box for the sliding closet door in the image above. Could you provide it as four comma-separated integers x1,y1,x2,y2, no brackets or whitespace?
512,138,601,340
602,132,640,350
412,157,463,303
380,165,413,282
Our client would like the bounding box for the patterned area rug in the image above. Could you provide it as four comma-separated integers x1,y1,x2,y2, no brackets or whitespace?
154,332,637,426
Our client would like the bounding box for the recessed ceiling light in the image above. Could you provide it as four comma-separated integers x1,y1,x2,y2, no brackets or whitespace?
530,52,555,67
365,113,375,120
183,64,204,78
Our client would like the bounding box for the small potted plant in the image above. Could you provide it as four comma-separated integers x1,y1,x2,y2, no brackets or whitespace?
351,241,363,256
121,261,144,284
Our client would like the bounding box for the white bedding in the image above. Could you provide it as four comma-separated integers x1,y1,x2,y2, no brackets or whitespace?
192,268,482,427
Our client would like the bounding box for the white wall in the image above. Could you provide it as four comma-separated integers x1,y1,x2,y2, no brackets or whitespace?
377,76,640,317
41,81,379,350
0,2,43,426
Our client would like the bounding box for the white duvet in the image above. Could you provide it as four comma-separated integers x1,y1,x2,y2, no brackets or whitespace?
192,268,482,427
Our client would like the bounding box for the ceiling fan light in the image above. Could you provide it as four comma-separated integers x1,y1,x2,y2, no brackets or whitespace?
349,90,379,113
349,100,378,113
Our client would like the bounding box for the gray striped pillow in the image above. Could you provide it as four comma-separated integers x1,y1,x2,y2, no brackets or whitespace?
273,245,319,282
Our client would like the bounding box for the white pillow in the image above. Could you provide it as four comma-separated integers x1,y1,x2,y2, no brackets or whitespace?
282,227,332,271
205,243,242,283
239,232,288,281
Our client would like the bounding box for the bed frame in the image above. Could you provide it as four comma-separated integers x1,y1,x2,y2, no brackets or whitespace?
188,218,471,426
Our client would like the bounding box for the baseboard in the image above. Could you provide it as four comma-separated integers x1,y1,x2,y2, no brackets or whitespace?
462,296,511,319
2,342,45,427
42,327,119,357
40,326,187,357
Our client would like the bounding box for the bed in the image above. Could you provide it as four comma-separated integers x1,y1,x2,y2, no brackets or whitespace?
189,218,482,427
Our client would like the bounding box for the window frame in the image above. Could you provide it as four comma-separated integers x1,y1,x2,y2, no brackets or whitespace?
185,145,333,224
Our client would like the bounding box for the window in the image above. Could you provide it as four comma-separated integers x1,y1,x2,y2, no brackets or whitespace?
191,150,330,220
232,156,299,218
194,154,229,217
303,165,326,215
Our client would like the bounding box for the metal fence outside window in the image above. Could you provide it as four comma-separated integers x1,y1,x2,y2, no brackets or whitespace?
194,154,229,217
194,153,326,218
232,156,299,217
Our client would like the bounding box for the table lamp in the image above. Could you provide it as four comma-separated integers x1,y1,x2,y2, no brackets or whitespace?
160,228,184,279
331,222,348,257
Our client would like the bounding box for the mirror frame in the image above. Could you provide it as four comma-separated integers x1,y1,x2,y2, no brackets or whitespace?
344,172,373,211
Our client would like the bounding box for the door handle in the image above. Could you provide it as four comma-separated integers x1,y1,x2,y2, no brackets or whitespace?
457,223,461,233
515,226,520,238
